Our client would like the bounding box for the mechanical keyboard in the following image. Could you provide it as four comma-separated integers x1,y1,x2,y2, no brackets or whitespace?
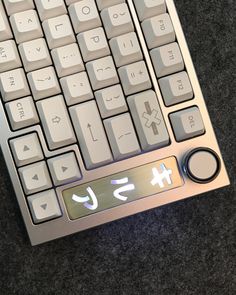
0,0,230,245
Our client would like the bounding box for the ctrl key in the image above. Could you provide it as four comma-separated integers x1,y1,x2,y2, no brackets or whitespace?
28,190,62,224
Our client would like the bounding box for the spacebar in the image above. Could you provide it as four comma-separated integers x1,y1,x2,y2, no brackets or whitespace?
70,101,113,169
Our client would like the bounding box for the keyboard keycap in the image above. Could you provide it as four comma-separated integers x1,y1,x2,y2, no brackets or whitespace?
10,133,44,167
10,10,43,44
0,68,30,102
6,96,39,130
27,190,62,224
48,153,81,186
4,0,34,16
142,13,175,49
101,3,134,39
86,56,119,90
51,43,84,78
159,71,194,106
0,40,21,73
60,72,94,106
134,0,166,21
128,90,169,151
96,0,125,11
43,14,75,49
37,95,76,150
70,100,113,169
28,66,61,101
110,32,143,67
104,113,141,160
95,84,128,118
69,0,101,34
170,107,205,142
19,161,52,195
19,38,52,72
119,61,152,95
77,27,110,62
151,42,184,78
0,1,13,41
35,0,67,21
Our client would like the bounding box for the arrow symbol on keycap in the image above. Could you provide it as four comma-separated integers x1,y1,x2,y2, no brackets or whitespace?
41,204,47,210
62,166,68,173
32,174,39,181
23,145,30,152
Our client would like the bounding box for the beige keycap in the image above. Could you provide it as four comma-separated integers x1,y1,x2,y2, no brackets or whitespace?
43,14,76,49
37,95,76,150
19,38,52,72
28,67,61,101
0,68,30,102
6,96,39,130
0,1,13,41
60,72,93,106
69,0,101,34
101,3,134,39
86,56,119,90
133,0,166,21
151,42,184,78
48,153,82,186
70,100,113,169
77,27,110,62
0,40,22,73
3,0,34,16
10,10,43,44
142,13,175,49
95,84,128,118
19,161,52,195
51,43,84,77
118,61,152,95
96,0,125,11
35,0,67,21
110,32,143,67
10,133,44,167
104,113,141,160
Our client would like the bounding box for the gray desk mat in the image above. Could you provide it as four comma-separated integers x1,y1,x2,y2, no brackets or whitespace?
0,1,235,294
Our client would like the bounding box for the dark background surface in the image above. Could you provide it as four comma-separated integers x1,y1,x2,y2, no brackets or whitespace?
0,1,235,294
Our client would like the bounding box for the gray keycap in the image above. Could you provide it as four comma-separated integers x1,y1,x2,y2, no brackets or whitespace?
159,71,193,106
27,190,62,224
170,107,205,141
128,90,169,151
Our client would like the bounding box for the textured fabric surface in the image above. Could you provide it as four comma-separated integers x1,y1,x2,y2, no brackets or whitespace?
0,1,235,294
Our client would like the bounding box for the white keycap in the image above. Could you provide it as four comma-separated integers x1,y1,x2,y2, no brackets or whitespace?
19,38,52,72
77,27,110,62
128,90,169,151
6,96,39,130
0,68,30,102
10,133,44,167
27,190,61,224
4,0,34,16
110,32,143,67
0,1,13,41
65,0,78,5
101,3,134,39
95,84,128,118
28,67,61,101
96,0,125,11
159,71,193,106
151,42,184,78
69,0,101,34
60,72,93,106
104,113,141,160
86,56,119,90
51,43,84,78
118,61,152,95
35,0,67,21
19,161,52,195
43,14,76,50
48,153,81,186
70,100,113,169
0,40,21,73
37,95,76,150
10,10,43,44
142,13,175,49
133,0,166,21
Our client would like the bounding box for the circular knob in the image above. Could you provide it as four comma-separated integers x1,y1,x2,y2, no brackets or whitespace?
184,148,221,183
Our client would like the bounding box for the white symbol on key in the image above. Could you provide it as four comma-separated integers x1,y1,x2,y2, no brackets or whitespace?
72,187,98,211
151,164,173,188
111,177,135,201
